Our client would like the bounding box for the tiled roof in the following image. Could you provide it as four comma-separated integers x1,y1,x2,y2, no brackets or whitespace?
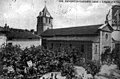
41,24,103,37
0,26,5,32
0,26,40,40
6,28,40,40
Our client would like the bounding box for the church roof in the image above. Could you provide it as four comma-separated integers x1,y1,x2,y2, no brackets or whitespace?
0,26,40,40
38,6,53,18
41,24,103,37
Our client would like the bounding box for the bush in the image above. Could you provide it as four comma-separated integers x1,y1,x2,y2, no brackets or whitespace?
61,62,76,79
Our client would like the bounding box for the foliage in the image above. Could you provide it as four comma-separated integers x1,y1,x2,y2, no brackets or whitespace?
101,47,120,70
0,45,82,79
61,63,76,79
101,48,111,63
84,61,100,76
110,49,120,69
0,44,106,79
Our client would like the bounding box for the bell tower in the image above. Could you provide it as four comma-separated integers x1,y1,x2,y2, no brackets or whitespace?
36,3,53,35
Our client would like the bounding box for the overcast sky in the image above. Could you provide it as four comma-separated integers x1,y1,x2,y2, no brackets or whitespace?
0,0,119,30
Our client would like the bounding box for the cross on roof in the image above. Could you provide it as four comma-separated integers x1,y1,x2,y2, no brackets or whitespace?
44,0,46,6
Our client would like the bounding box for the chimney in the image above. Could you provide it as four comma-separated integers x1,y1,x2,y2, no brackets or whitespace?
30,29,35,34
4,23,9,31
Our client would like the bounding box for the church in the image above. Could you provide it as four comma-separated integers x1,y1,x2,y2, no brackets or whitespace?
37,5,120,61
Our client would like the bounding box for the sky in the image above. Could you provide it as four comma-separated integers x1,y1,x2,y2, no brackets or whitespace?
0,0,119,31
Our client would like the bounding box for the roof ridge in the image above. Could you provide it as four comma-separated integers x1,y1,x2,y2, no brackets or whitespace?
52,24,103,30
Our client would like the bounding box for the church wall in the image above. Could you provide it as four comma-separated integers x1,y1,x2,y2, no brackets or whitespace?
101,32,111,46
43,17,46,24
112,42,115,50
37,20,43,35
42,36,99,42
7,39,41,49
100,31,112,54
42,39,93,60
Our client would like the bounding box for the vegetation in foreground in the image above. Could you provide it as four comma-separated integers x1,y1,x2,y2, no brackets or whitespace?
0,44,119,79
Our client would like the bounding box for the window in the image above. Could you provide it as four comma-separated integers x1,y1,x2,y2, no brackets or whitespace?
47,18,49,23
43,18,46,23
69,44,72,48
51,43,53,49
40,17,42,23
105,34,108,40
116,44,120,52
95,45,97,54
49,18,51,23
43,39,47,49
46,18,47,23
47,27,49,30
81,44,84,52
102,32,104,36
44,44,47,49
8,43,12,46
60,43,61,47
